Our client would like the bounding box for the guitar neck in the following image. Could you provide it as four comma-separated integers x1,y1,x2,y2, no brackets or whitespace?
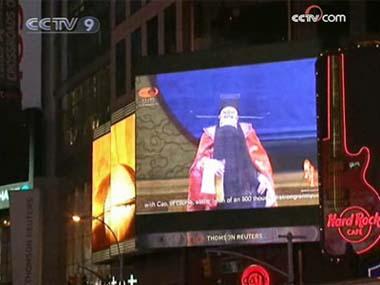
329,54,345,159
325,54,349,208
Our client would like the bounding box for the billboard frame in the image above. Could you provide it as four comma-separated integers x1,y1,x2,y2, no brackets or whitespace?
134,40,323,249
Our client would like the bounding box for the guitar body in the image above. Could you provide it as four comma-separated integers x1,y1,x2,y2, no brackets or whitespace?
321,53,380,256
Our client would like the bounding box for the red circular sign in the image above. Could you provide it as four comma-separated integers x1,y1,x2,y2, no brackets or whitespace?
138,87,159,99
338,206,372,244
241,265,271,285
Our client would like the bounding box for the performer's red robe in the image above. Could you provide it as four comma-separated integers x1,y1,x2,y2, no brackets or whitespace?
187,123,274,211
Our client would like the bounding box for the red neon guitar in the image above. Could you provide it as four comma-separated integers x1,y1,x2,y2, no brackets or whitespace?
321,53,380,255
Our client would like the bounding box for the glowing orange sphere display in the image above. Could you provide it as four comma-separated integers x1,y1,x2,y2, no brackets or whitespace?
104,164,135,243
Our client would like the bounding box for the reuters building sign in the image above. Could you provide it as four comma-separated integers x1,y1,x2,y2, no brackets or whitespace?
292,5,347,23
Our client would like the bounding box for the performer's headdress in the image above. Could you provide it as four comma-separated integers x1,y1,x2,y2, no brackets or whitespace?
219,93,240,113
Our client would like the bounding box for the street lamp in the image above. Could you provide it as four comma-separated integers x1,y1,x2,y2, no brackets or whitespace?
72,215,81,223
72,215,124,282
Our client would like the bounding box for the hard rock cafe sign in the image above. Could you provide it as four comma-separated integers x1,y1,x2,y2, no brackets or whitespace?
327,206,380,244
320,52,380,255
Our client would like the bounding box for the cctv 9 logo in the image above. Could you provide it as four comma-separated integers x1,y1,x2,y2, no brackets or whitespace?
25,16,100,33
73,17,101,33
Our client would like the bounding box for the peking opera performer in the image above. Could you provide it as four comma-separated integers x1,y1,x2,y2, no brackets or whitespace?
187,95,277,211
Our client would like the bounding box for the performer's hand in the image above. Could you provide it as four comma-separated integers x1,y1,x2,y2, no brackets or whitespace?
257,173,271,195
213,159,225,176
203,159,225,176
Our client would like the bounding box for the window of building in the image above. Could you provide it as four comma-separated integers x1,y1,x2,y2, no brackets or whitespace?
367,1,380,33
61,67,110,148
194,2,204,38
0,102,29,186
317,1,349,45
164,3,176,54
66,1,110,76
147,16,158,55
62,89,82,147
130,0,141,15
54,0,62,17
54,36,63,85
115,0,126,26
68,0,85,18
131,28,142,93
116,39,126,97
193,1,288,49
0,228,11,283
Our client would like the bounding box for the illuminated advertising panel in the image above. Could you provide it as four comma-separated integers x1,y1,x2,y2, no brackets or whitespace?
92,115,135,252
0,182,31,210
136,58,319,215
0,0,18,95
319,48,380,256
92,131,111,251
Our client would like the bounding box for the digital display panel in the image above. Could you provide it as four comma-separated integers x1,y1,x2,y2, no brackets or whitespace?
136,58,319,215
92,115,135,252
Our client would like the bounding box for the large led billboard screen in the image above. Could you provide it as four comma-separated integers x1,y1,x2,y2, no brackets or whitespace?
92,115,135,252
136,58,319,216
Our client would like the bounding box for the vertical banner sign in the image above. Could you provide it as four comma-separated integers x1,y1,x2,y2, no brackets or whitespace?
0,0,19,96
320,51,380,256
19,0,41,109
10,190,41,285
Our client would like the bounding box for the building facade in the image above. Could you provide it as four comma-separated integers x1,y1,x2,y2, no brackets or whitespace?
36,0,380,284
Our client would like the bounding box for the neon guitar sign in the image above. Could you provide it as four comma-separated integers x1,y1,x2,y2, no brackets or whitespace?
321,53,380,255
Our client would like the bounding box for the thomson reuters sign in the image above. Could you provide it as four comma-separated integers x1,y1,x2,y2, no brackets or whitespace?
327,206,380,244
292,5,347,23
